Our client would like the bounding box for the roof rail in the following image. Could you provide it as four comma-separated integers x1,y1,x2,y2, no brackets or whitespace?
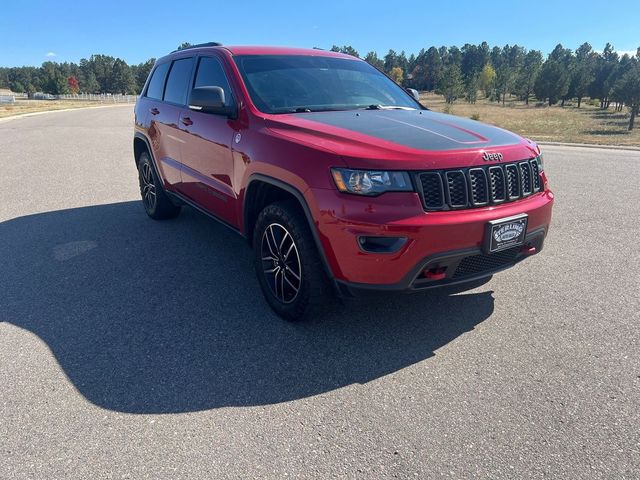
171,42,223,53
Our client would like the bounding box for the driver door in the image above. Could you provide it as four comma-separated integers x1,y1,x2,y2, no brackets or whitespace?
177,55,238,225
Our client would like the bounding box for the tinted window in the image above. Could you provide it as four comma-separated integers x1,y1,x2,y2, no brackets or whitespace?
146,62,170,100
233,55,418,114
194,57,234,106
163,57,194,105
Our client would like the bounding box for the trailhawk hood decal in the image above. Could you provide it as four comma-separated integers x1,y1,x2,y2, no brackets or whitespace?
270,109,522,152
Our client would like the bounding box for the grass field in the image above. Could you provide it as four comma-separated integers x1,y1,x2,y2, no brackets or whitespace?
420,92,640,147
0,100,131,119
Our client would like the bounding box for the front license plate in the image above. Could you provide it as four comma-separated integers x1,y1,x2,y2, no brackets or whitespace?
485,214,528,253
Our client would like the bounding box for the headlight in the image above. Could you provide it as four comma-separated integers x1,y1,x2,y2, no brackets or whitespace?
537,153,544,172
331,168,413,196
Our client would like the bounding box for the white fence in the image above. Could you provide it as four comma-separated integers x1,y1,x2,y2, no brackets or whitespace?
56,93,138,103
0,95,15,104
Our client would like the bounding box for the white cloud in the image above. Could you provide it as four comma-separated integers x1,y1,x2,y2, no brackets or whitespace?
45,52,57,57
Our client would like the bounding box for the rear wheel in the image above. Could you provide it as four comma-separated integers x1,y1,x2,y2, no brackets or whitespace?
253,201,332,321
137,151,181,220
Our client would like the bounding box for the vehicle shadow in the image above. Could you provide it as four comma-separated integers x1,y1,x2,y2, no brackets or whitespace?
0,202,495,414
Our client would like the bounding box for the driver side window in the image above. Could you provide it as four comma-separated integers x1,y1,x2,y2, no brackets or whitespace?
194,57,234,107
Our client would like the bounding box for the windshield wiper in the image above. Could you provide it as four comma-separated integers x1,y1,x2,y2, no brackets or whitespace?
284,107,348,113
364,105,417,110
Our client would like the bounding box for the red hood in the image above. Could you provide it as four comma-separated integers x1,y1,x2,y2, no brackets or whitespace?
264,109,539,170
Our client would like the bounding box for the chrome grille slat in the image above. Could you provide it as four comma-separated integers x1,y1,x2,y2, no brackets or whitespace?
416,158,543,211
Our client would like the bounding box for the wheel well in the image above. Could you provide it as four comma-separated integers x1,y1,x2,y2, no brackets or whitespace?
133,137,148,166
244,180,305,242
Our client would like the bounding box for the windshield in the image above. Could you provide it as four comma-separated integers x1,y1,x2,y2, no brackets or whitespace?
233,55,419,114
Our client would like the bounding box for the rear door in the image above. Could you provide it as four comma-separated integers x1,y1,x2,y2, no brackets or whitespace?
176,55,238,225
152,57,195,188
144,60,183,187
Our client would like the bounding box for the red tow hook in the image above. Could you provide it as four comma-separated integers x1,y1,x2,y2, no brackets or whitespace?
520,245,537,255
424,267,447,280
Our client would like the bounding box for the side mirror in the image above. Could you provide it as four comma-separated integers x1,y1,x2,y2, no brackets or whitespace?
406,88,420,102
189,86,235,117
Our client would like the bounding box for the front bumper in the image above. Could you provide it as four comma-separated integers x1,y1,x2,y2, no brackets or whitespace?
308,187,554,290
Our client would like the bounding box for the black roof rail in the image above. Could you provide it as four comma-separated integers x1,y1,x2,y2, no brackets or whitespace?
171,42,223,53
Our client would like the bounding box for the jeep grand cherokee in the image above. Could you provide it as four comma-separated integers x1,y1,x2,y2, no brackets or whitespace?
133,42,554,320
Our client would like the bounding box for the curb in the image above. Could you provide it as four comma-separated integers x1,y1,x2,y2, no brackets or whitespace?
539,141,640,152
0,103,132,123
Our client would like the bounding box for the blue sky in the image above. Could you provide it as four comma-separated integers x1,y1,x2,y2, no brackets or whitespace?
1,0,638,67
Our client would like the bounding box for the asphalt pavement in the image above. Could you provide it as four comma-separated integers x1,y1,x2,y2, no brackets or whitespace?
1,106,638,479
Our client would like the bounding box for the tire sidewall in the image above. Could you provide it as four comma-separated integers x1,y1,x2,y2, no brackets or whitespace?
253,203,318,321
138,152,159,217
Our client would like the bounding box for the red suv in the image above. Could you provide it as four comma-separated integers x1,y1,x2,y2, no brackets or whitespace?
133,43,554,320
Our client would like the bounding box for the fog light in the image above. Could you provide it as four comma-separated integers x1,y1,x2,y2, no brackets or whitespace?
357,236,407,253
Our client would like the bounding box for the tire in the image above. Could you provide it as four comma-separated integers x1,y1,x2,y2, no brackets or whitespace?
137,151,181,220
253,201,332,321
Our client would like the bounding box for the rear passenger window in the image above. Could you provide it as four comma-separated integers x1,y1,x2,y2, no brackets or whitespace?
146,62,170,100
163,57,194,105
194,57,234,106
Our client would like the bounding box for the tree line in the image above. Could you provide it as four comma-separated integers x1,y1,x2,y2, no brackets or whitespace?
334,42,639,130
0,55,155,98
1,41,639,129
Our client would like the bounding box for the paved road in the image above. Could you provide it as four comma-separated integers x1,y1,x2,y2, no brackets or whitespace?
1,106,638,479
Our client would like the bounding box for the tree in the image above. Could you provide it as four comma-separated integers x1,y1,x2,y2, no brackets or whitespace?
383,49,399,73
67,76,80,94
389,66,403,84
111,58,136,94
570,43,595,108
534,58,570,106
330,45,359,57
177,42,193,51
81,71,100,93
613,58,640,129
42,62,69,94
418,46,443,91
437,64,464,104
515,50,543,104
590,43,619,108
479,64,496,98
133,59,155,93
364,51,384,71
491,44,524,105
465,74,479,103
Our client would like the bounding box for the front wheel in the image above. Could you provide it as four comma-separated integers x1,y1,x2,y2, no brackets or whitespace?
253,201,332,321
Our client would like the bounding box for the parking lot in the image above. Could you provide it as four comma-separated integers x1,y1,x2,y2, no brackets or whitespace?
1,106,638,479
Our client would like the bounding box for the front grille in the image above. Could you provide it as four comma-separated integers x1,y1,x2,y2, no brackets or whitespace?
452,246,520,278
416,158,542,211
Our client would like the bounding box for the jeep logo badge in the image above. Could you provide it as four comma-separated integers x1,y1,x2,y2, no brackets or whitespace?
483,152,504,162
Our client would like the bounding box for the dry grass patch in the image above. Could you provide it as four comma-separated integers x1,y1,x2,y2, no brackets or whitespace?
420,92,640,147
0,100,128,119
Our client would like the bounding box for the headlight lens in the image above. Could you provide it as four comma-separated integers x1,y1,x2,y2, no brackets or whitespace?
331,168,413,196
537,153,544,172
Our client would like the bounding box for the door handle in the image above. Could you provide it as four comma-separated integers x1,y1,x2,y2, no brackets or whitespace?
150,108,160,115
180,117,193,126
